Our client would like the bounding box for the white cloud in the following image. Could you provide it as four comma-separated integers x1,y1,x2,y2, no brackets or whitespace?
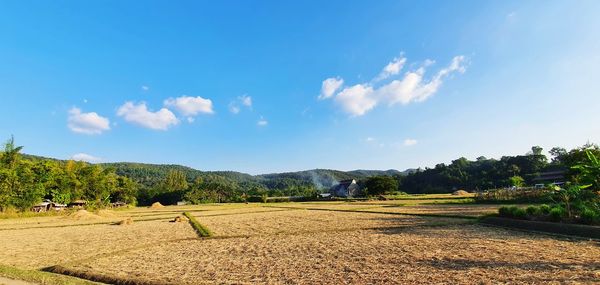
229,94,253,114
116,101,179,130
319,77,344,100
240,94,252,107
365,137,375,142
164,96,214,116
320,55,467,116
67,107,110,135
403,139,418,146
375,56,407,81
186,117,195,123
228,104,241,114
334,84,377,116
257,116,268,126
141,85,149,91
70,153,102,163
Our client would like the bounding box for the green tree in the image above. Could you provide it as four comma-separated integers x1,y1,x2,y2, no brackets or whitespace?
365,176,398,196
0,135,23,169
163,170,189,192
509,175,525,187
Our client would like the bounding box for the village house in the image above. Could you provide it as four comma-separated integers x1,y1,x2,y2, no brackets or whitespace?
31,199,67,212
68,199,87,208
330,179,360,197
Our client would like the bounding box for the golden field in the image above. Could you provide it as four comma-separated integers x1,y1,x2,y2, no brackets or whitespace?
0,199,599,284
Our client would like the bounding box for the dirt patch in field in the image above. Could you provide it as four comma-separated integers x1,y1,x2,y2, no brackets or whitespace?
58,223,600,284
0,220,197,269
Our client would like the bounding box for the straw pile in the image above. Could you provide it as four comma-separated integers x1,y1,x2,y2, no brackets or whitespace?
150,202,165,209
172,215,189,223
65,210,102,220
117,217,134,225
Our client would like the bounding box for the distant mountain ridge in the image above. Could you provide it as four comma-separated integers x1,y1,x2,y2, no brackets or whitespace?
21,153,409,189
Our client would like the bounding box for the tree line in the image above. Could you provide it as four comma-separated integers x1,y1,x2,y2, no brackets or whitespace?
2,135,599,210
364,145,600,195
0,137,137,211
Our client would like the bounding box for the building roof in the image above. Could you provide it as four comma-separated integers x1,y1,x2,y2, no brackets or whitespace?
338,179,356,186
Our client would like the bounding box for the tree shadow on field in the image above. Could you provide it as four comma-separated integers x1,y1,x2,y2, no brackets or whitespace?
419,257,600,283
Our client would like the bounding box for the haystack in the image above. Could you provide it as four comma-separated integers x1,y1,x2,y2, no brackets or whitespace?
66,209,102,220
452,190,469,196
117,217,134,225
171,215,189,223
150,202,165,209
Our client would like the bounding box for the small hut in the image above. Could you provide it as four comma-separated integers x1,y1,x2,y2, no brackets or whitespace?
31,201,52,212
111,201,127,208
330,179,360,197
68,199,87,208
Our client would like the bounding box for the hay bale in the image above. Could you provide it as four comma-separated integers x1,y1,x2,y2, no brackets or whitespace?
66,209,102,220
452,190,469,196
171,215,189,223
117,217,134,225
150,202,165,209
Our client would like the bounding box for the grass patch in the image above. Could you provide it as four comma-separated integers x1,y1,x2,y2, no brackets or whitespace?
422,198,476,205
0,264,100,285
183,212,213,237
266,205,478,220
43,265,162,285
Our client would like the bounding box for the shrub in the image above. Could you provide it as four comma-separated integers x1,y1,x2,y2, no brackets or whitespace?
539,204,551,215
498,206,512,217
549,207,566,222
512,207,527,219
498,206,527,219
525,206,541,216
580,208,600,225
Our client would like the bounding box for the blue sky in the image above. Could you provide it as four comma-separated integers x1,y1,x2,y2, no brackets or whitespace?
1,1,599,174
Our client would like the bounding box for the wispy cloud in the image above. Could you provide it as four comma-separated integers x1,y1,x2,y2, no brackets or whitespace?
319,77,344,100
141,85,149,91
403,138,418,146
117,101,179,130
70,153,102,163
375,56,407,81
229,94,253,114
257,116,268,126
320,55,468,116
164,96,214,116
67,107,110,135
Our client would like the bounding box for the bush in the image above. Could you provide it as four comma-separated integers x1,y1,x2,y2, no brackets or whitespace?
539,204,551,215
512,207,527,219
498,206,512,217
580,208,600,224
525,206,541,216
549,207,566,222
498,206,527,219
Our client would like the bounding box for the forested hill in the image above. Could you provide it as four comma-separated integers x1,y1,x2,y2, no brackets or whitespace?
99,162,403,189
21,154,403,188
20,154,403,190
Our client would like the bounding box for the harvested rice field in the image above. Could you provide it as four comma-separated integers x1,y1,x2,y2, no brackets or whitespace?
1,202,599,284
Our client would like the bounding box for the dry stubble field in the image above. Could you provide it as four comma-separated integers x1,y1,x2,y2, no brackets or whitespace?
1,199,599,284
